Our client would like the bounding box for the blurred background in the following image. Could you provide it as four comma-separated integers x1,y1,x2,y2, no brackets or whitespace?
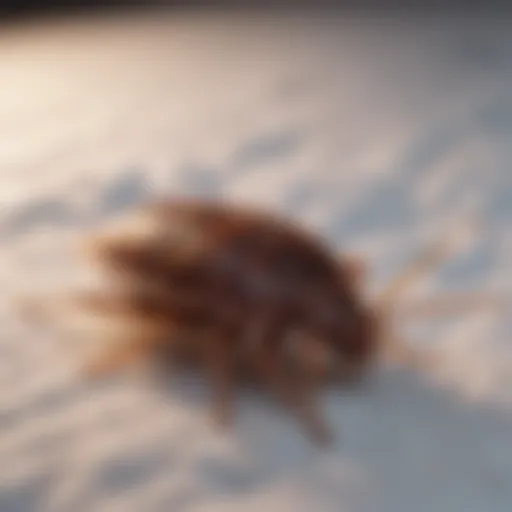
1,2,512,512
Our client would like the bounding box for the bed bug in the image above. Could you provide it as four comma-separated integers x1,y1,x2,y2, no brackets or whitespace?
21,198,508,446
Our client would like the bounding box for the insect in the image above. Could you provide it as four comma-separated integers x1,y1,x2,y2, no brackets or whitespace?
21,198,507,446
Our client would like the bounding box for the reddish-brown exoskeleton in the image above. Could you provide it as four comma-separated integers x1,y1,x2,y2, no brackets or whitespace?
21,198,508,446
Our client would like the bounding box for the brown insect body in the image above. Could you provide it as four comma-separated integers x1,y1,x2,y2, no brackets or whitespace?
109,203,373,355
79,199,378,444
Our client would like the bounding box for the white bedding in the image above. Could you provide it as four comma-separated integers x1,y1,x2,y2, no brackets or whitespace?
0,10,511,512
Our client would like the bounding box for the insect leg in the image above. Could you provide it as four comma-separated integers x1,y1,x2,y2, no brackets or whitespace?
82,322,167,378
401,292,510,319
203,321,241,429
252,316,334,446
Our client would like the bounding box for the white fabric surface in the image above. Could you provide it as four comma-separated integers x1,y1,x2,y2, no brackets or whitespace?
0,10,511,512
